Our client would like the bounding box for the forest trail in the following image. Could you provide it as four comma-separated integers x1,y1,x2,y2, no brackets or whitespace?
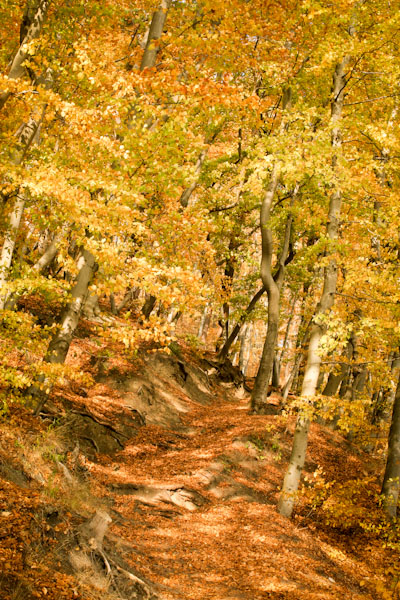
0,346,397,600
81,350,394,600
2,1,400,598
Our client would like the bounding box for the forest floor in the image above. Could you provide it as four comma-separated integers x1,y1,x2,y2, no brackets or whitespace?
0,336,399,600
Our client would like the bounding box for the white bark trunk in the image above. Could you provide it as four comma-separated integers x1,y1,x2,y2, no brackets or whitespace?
0,0,51,110
0,196,25,309
278,57,349,518
140,0,172,71
0,76,52,308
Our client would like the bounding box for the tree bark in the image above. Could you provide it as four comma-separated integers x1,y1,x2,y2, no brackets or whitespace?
271,355,281,389
382,372,400,519
140,0,172,71
218,286,265,361
3,230,61,311
179,128,221,208
250,168,280,411
240,322,254,376
180,146,209,208
198,303,211,340
141,294,157,319
238,323,249,373
44,250,98,365
278,57,348,518
32,232,61,273
0,101,50,309
250,175,294,412
30,249,97,414
322,336,355,397
0,0,51,110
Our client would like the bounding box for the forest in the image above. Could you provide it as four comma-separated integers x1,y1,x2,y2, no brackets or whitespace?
1,0,400,598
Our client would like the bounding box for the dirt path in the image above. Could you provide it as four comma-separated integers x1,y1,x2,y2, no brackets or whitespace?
90,385,388,600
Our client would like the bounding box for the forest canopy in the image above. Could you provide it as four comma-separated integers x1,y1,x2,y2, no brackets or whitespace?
1,0,400,524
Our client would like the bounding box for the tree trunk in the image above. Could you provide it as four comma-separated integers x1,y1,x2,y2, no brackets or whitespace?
271,355,281,389
0,108,48,308
250,174,294,412
141,294,157,319
140,0,172,71
371,354,400,426
114,287,140,315
278,57,348,518
238,323,249,373
250,169,280,412
32,234,60,273
0,71,52,308
382,372,400,519
44,249,97,365
250,86,295,412
218,286,265,361
180,146,209,208
275,293,297,373
0,0,51,110
323,370,343,396
179,128,221,208
0,197,25,310
281,297,313,403
282,351,301,402
240,322,253,376
31,249,97,415
198,303,211,340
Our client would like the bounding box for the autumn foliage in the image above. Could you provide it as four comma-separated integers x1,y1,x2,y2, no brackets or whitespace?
2,0,400,597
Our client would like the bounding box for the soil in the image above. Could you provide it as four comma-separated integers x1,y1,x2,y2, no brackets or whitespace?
0,347,398,600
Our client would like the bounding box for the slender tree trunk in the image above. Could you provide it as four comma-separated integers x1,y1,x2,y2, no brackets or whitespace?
44,250,97,365
114,287,140,315
371,354,400,425
250,177,294,412
276,293,297,367
180,146,209,208
0,197,25,310
281,295,312,402
282,351,301,402
218,286,265,361
238,323,249,373
0,0,51,110
179,128,221,208
110,293,117,314
32,232,61,273
198,303,211,340
240,322,254,376
140,0,172,71
250,169,280,411
32,249,97,414
271,356,281,389
272,295,297,389
141,294,157,319
323,370,343,396
0,99,50,309
250,87,294,412
323,336,355,397
382,372,400,519
278,57,348,518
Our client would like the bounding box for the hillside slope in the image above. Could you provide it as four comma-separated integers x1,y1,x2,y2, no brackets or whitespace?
0,345,398,600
